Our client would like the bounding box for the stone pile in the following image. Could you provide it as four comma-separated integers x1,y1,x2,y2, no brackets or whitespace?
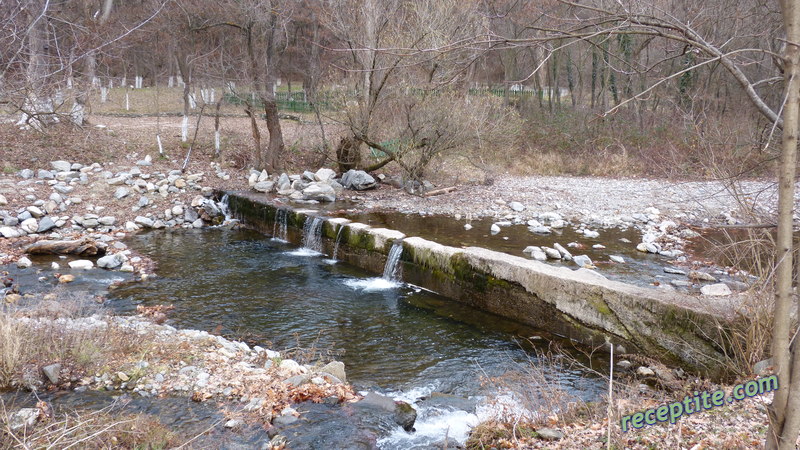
248,168,377,203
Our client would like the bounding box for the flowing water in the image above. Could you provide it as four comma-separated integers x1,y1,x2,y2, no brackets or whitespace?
382,242,404,281
106,228,605,448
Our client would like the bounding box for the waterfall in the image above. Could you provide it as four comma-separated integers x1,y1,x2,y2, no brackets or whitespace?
332,225,346,260
218,194,232,223
382,242,404,280
272,209,288,242
302,217,325,253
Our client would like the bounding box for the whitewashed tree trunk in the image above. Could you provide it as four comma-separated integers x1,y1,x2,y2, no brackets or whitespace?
67,77,74,88
215,130,221,153
156,134,164,155
227,81,236,93
125,91,130,110
100,87,108,103
181,115,189,142
210,88,215,103
109,79,113,89
177,75,184,87
69,102,85,126
168,76,174,88
188,93,196,109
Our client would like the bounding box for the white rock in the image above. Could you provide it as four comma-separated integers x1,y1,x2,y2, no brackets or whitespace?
314,168,336,182
51,262,60,270
550,219,567,229
526,219,542,228
508,201,525,212
522,246,542,254
20,218,38,233
531,251,547,261
553,243,573,260
68,259,94,270
609,255,625,264
50,160,72,172
0,226,20,238
701,283,732,296
542,247,561,260
490,224,501,234
583,230,600,239
124,221,139,232
0,194,6,206
573,255,593,267
26,206,44,218
464,223,473,230
644,207,660,216
16,257,32,268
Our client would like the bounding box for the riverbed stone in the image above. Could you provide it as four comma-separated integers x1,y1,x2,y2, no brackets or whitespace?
254,181,275,193
16,256,32,268
318,361,346,383
508,201,525,212
50,160,71,172
134,216,154,228
37,216,56,233
609,255,625,263
537,428,564,441
688,271,717,282
42,363,61,384
542,247,561,260
314,168,336,182
0,227,20,238
573,255,593,268
20,218,38,233
9,408,39,431
700,283,732,296
68,259,94,270
341,169,377,190
97,253,125,269
302,183,336,202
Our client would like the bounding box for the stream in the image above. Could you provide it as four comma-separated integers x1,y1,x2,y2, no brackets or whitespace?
100,227,606,448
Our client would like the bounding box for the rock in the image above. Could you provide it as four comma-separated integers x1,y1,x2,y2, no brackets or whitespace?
134,216,154,228
37,169,55,179
302,183,336,202
171,205,184,216
4,293,21,304
637,366,655,377
224,419,242,429
68,260,93,270
50,161,72,172
58,274,75,283
114,187,130,199
19,169,34,179
394,401,417,432
529,225,552,234
542,247,561,260
26,206,44,218
0,226,20,238
51,262,59,270
107,176,126,186
573,255,593,268
700,283,732,296
538,212,562,223
53,185,74,194
98,216,116,226
753,358,773,376
688,271,717,282
42,363,61,384
0,194,6,206
583,230,600,239
553,243,572,261
318,361,346,383
536,428,564,441
531,251,547,261
550,219,567,229
174,178,186,189
314,168,336,182
508,201,525,212
523,246,541,254
358,392,417,432
16,257,32,268
490,224,501,234
124,221,139,232
341,170,377,190
644,207,660,216
464,223,472,230
192,219,204,228
117,372,129,382
20,218,38,233
97,253,125,269
670,279,691,287
37,216,56,233
253,181,275,193
616,360,632,370
8,408,39,431
609,255,625,264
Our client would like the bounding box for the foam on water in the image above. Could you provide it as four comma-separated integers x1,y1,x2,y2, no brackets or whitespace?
377,408,479,449
286,248,323,257
344,278,401,291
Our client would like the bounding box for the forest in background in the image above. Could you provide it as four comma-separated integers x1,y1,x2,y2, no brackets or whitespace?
0,0,788,182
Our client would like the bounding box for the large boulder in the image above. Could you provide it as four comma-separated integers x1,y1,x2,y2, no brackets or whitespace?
314,168,336,183
302,182,336,202
341,170,377,190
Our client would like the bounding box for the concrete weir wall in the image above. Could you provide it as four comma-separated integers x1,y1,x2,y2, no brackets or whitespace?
226,192,737,378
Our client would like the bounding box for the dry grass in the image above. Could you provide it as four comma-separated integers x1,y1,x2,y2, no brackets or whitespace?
0,294,150,391
0,401,178,449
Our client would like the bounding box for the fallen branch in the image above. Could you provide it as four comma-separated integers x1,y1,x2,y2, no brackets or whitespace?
423,186,457,197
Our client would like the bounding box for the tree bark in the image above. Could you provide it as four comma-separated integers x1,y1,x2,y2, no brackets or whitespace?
768,1,800,448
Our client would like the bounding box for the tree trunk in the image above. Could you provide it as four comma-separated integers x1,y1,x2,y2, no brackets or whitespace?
768,1,800,448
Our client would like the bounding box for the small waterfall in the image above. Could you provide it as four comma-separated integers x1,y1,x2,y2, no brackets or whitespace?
218,194,233,223
301,217,325,253
272,209,288,242
331,225,346,260
382,241,404,280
